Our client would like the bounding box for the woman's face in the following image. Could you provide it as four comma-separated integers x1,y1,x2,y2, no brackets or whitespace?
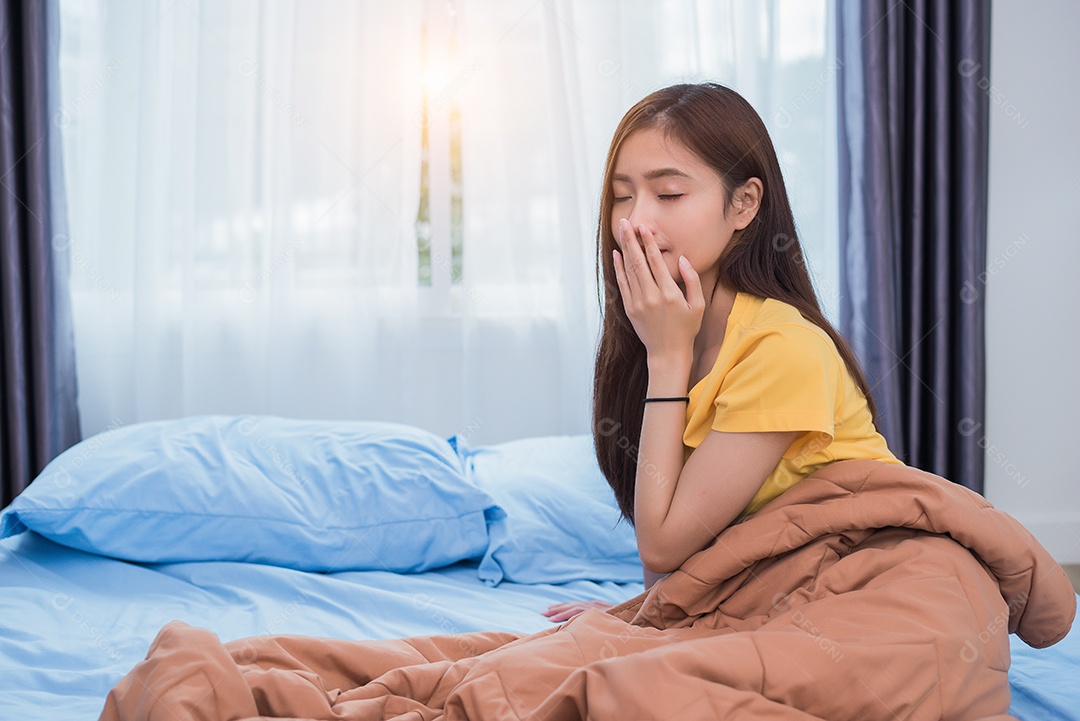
609,126,738,289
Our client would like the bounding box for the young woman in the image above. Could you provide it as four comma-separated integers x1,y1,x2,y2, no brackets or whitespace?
544,82,901,623
98,82,1073,720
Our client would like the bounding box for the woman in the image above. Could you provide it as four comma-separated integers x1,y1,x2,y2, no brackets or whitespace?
545,82,901,623
99,82,1073,721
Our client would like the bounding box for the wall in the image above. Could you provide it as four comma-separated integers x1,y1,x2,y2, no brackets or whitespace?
984,0,1080,562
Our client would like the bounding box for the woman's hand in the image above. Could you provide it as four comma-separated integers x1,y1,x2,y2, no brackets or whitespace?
541,600,614,623
612,219,706,359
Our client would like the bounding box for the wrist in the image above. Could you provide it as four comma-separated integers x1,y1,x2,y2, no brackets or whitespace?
646,353,692,397
646,351,692,375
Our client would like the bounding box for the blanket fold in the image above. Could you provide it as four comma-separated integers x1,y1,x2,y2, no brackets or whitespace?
99,460,1076,721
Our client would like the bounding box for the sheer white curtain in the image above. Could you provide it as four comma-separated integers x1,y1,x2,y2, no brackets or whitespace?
57,0,832,442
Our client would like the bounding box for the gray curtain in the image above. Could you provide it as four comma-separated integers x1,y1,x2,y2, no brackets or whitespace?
836,1,990,493
0,0,81,506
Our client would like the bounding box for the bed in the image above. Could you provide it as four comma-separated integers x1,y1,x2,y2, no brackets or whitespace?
0,415,1077,720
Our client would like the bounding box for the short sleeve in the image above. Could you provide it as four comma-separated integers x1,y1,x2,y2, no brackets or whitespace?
711,325,840,454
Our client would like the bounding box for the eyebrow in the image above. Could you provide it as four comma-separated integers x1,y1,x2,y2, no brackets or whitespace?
612,167,693,183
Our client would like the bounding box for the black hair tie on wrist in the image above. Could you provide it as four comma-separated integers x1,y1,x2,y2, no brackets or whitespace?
643,396,690,403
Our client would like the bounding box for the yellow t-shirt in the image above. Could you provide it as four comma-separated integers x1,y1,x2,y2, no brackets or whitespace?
683,291,902,518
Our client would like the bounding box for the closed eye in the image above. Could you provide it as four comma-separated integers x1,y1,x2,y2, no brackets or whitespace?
612,194,684,203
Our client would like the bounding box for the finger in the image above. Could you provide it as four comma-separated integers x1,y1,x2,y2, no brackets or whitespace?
542,602,573,615
612,249,635,307
617,224,645,302
678,255,706,312
619,219,655,297
638,224,679,292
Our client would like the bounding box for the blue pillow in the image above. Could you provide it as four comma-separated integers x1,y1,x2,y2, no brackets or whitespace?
451,434,641,585
1,415,498,572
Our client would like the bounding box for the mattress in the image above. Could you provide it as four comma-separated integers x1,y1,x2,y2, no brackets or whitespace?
0,531,643,720
1,415,1076,719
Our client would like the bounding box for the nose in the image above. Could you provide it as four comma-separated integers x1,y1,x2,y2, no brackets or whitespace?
618,205,655,237
627,200,648,228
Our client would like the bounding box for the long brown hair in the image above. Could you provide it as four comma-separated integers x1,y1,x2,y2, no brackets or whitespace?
592,82,878,523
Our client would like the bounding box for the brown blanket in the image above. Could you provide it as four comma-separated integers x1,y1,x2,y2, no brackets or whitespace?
99,460,1076,721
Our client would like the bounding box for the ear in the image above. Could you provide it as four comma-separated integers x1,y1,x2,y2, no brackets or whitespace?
730,177,763,230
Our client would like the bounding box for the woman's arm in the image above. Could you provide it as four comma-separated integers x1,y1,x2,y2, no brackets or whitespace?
635,353,798,573
635,410,799,573
613,219,799,575
631,352,693,568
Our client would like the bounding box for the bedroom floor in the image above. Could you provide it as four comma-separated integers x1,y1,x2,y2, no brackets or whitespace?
1064,564,1080,594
